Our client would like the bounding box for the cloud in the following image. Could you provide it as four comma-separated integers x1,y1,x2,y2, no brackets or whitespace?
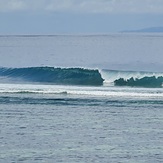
0,0,25,11
0,0,163,14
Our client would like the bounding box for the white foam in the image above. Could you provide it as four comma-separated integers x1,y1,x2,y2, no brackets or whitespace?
101,69,163,83
0,83,163,99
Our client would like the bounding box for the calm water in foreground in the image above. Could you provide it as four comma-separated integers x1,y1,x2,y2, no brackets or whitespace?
0,84,163,163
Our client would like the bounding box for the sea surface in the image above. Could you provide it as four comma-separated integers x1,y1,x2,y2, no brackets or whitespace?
0,34,163,163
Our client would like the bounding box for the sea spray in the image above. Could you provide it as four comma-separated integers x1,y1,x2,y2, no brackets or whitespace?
101,69,163,87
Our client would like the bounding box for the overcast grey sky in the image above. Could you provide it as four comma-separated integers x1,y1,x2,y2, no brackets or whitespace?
1,0,163,34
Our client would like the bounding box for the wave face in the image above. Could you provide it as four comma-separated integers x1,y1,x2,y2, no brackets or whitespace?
0,67,104,86
1,68,163,88
101,69,163,87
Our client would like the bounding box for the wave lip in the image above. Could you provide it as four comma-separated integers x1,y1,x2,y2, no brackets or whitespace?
0,67,104,86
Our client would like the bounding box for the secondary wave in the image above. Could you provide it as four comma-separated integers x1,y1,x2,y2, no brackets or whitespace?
0,67,104,86
114,76,163,88
101,69,163,87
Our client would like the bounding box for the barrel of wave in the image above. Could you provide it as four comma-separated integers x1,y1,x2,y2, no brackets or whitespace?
0,67,104,86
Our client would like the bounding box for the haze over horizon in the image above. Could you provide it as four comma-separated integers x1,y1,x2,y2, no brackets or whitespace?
1,0,163,34
1,0,163,72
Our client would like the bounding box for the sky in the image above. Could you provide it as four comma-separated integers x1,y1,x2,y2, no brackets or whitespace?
0,0,163,34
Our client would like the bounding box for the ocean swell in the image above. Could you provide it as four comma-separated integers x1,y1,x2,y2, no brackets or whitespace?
0,67,104,86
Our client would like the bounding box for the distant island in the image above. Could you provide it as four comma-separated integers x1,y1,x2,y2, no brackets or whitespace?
122,27,163,33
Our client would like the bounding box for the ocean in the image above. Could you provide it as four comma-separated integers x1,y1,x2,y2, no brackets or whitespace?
0,34,163,163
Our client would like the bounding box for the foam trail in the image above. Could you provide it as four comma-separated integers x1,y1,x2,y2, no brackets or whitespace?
1,83,163,99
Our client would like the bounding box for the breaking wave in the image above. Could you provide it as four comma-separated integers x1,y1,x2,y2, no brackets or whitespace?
114,76,163,88
101,69,163,88
1,67,163,88
0,67,104,86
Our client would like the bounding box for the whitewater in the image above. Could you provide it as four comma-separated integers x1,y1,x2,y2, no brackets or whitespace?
0,34,163,163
